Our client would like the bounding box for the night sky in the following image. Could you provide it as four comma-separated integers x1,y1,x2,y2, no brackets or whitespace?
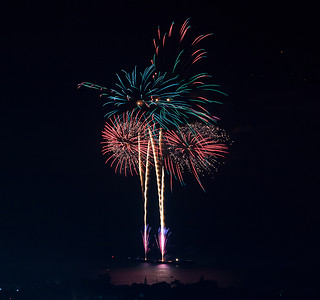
1,0,319,283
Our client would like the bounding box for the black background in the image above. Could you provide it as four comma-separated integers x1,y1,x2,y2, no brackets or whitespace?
1,0,319,282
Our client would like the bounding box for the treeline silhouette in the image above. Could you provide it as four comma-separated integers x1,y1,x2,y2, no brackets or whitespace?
0,273,318,300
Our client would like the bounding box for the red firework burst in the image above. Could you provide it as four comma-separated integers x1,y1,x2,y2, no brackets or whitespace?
163,123,229,190
101,112,150,176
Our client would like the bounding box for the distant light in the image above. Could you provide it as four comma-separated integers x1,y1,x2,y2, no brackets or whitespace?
111,255,114,259
0,288,2,291
16,289,20,292
166,98,171,101
280,50,284,54
175,258,179,261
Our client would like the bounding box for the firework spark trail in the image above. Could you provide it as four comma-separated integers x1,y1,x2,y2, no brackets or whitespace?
141,224,151,261
142,140,151,260
159,131,166,261
148,128,167,261
160,166,165,261
138,134,145,196
138,133,147,259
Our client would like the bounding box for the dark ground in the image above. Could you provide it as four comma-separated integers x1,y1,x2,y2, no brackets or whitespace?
1,272,319,300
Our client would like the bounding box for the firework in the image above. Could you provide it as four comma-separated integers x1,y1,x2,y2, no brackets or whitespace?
78,19,226,130
79,19,230,261
152,18,213,77
163,122,229,190
102,112,155,260
148,129,166,259
155,227,171,262
101,111,150,176
141,224,151,261
140,137,151,260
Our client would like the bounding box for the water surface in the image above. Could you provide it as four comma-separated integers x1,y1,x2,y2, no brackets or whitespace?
107,262,247,287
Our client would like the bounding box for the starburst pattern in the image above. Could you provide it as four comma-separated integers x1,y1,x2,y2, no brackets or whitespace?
101,111,150,176
163,122,229,190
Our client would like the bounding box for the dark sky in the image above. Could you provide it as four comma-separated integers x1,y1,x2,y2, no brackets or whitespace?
1,0,319,282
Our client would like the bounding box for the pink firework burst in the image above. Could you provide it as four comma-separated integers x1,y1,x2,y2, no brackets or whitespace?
163,122,229,190
141,224,151,261
155,227,171,262
101,112,150,176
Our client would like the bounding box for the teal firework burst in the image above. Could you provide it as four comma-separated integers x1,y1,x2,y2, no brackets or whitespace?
78,19,226,129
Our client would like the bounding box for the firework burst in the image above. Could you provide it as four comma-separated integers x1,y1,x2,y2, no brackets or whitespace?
152,18,213,77
155,227,171,262
78,19,226,130
141,224,152,261
163,122,229,190
101,111,150,176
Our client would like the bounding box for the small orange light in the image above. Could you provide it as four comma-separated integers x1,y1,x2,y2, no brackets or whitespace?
166,98,170,101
